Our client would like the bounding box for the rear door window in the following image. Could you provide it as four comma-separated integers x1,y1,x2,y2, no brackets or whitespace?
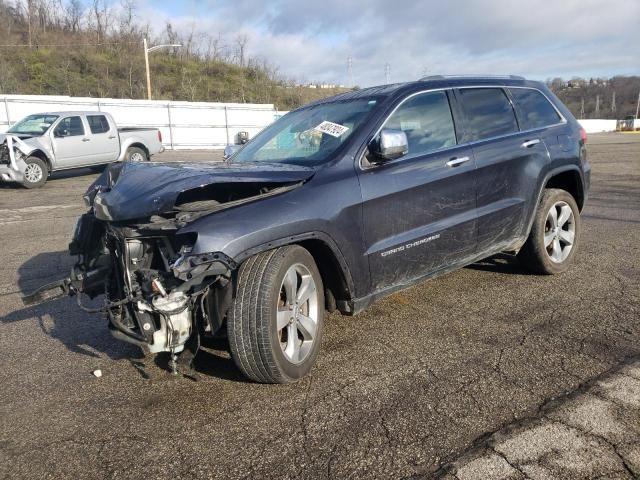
509,88,562,130
54,116,85,137
458,88,519,142
87,115,111,134
382,90,457,156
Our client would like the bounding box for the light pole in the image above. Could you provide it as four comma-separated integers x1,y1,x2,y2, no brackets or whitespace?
143,38,182,100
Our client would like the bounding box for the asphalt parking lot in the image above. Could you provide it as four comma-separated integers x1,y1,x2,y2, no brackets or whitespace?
0,133,639,479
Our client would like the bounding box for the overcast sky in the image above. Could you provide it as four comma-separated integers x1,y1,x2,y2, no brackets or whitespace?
137,0,640,87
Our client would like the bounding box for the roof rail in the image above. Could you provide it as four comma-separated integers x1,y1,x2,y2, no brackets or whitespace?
420,74,525,81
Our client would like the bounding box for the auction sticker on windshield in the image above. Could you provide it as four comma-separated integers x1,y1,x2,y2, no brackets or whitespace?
314,121,350,138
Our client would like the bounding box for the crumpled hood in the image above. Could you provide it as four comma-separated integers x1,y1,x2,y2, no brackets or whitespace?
88,160,315,222
0,132,38,146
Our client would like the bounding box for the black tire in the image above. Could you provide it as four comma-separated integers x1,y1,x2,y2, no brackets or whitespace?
22,156,48,189
227,245,325,384
518,188,581,274
125,146,148,162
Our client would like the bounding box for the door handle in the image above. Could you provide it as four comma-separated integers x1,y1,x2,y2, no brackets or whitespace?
108,135,116,139
446,156,471,167
82,138,90,142
521,139,540,148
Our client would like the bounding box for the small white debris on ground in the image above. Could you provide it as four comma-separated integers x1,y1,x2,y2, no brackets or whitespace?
92,369,102,378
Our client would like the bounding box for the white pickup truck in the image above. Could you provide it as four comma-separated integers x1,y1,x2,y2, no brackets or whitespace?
0,111,164,188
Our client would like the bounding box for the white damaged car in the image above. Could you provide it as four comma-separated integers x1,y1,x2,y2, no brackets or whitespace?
0,111,164,188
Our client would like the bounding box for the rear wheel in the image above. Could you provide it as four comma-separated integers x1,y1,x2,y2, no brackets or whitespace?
125,146,148,162
518,188,581,274
22,156,47,189
227,245,324,383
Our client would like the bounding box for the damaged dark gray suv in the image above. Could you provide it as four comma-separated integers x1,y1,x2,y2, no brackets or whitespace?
26,75,590,383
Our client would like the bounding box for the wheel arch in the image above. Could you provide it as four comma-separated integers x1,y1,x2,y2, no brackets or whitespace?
27,149,52,173
127,143,150,159
234,231,355,314
544,167,585,212
516,165,586,252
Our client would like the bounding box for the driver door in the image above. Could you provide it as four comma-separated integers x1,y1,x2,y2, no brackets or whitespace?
51,116,92,168
357,90,478,291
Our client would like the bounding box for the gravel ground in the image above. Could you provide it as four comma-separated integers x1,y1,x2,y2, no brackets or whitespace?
0,133,638,479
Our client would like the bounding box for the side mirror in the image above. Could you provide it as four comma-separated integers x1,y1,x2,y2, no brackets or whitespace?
223,144,241,160
369,129,408,162
55,128,69,138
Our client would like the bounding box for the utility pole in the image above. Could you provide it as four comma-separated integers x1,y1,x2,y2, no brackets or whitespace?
580,98,585,119
635,90,640,120
384,63,390,84
143,38,151,100
143,38,182,100
595,94,600,115
347,56,353,88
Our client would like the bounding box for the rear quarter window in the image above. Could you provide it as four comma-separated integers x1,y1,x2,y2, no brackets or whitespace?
87,115,111,134
458,88,519,142
509,88,562,130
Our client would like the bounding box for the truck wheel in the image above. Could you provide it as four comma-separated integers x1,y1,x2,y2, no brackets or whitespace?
227,245,325,383
518,188,581,274
22,157,48,189
125,146,148,162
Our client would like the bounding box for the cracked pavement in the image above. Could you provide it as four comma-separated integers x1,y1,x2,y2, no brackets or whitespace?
0,134,639,479
438,360,640,479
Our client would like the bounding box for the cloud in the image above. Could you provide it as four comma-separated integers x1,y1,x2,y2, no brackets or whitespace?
136,0,640,86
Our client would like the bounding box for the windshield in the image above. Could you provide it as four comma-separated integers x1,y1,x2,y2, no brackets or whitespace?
232,98,380,165
7,114,59,135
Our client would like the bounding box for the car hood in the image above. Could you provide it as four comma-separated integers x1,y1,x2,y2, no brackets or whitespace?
88,160,315,222
0,133,35,140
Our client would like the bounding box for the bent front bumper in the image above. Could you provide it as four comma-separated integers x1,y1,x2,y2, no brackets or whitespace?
0,163,24,183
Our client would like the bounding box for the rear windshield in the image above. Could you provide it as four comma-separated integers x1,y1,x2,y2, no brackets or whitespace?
8,114,59,135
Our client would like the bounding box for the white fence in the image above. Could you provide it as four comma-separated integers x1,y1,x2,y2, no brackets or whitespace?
578,119,618,133
0,94,284,149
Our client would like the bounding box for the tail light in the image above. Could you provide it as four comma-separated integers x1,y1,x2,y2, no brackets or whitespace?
580,128,587,144
158,130,163,143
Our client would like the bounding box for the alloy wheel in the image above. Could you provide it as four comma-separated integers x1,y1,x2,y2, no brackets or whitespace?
276,263,319,364
544,200,575,263
24,163,43,183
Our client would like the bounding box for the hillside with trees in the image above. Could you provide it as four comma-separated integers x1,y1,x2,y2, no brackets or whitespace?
0,1,638,118
548,76,640,120
0,0,349,110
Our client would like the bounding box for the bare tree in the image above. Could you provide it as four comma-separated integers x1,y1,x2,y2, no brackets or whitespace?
64,0,82,33
119,0,136,36
91,0,111,44
235,33,248,67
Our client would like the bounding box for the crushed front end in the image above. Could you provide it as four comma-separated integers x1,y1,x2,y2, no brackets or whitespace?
23,160,313,374
58,212,235,372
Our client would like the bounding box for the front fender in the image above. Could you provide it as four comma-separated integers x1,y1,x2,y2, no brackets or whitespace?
177,171,369,298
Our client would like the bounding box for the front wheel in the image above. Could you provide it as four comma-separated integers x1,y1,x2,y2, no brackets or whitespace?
227,245,325,383
22,156,48,189
518,188,581,274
